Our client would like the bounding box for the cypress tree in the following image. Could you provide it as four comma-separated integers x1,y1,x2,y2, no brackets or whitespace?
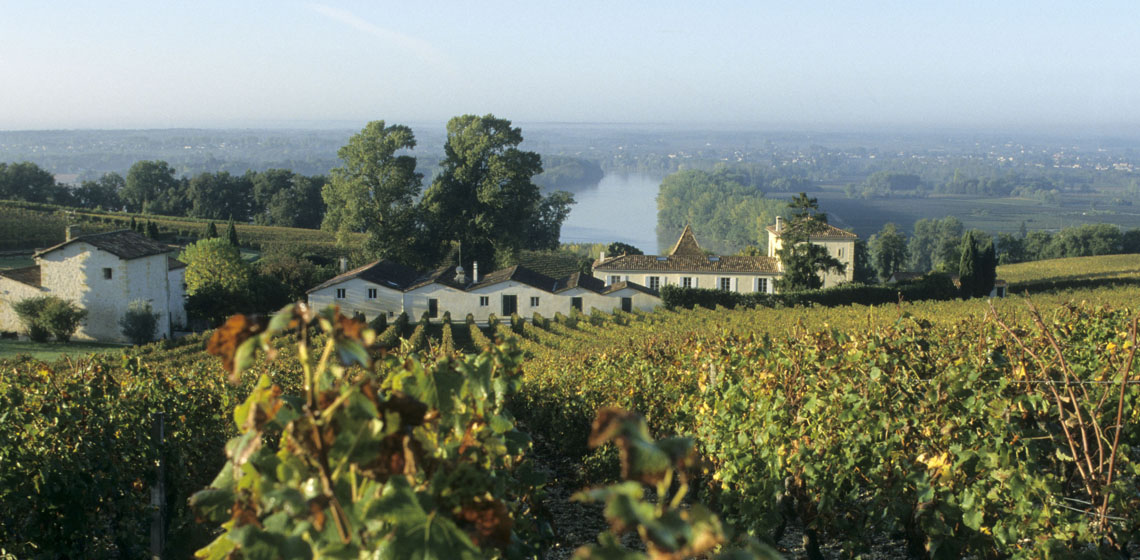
978,237,997,297
206,221,218,239
129,216,138,231
145,220,159,239
225,217,239,247
958,231,978,299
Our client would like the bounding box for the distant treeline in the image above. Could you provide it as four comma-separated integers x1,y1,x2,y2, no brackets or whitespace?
0,160,327,228
846,169,1135,203
866,216,1140,282
655,166,813,254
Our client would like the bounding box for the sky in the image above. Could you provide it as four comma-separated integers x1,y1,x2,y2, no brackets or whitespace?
2,1,1139,131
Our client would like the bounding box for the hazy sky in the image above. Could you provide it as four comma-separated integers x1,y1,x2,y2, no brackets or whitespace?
2,1,1138,130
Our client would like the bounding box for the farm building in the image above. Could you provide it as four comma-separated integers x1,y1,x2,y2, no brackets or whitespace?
307,259,660,323
0,229,186,342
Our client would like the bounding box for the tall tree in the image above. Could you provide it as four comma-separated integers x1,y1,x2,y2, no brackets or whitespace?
422,114,569,269
186,171,253,221
774,193,845,292
868,222,908,281
979,236,997,297
74,172,124,210
225,217,239,247
321,121,423,265
958,231,979,299
0,162,58,202
253,169,326,228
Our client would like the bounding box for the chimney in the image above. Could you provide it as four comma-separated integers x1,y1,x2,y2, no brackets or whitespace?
599,251,606,261
339,257,347,273
65,225,79,241
454,265,468,285
775,216,783,232
472,261,479,283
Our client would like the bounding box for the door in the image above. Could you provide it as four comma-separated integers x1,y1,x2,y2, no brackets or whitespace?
621,297,632,313
501,295,517,316
571,297,583,311
428,298,438,319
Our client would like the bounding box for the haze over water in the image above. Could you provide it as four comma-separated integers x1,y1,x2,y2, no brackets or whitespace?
558,173,661,253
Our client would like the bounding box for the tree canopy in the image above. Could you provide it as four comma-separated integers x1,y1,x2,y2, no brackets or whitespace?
774,193,845,292
321,121,424,266
869,222,908,281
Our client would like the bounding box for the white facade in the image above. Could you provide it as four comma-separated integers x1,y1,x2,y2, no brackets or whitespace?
0,231,185,343
305,261,663,324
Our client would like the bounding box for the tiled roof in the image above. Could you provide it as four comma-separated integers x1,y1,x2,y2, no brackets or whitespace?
406,264,467,291
766,221,857,240
601,280,660,297
36,230,174,260
668,225,704,257
595,254,779,273
597,225,779,273
470,265,559,293
0,266,41,288
307,259,422,293
555,271,606,293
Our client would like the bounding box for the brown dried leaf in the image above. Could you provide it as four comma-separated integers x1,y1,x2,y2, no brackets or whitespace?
206,314,268,382
459,499,514,548
378,391,428,428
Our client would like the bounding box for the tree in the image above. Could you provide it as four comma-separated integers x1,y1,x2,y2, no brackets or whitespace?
852,239,877,284
0,162,58,202
74,172,124,210
958,231,979,299
179,238,252,324
774,193,845,292
205,221,218,239
979,236,997,297
606,241,643,256
225,217,239,246
123,160,178,213
529,189,575,251
119,300,159,345
13,296,86,342
186,171,253,221
868,223,908,281
322,121,424,266
253,170,326,228
422,114,571,269
144,220,159,239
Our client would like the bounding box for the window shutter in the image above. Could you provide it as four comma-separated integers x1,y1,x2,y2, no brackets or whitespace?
732,278,738,292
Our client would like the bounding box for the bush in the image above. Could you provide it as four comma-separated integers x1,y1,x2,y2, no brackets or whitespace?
40,298,87,342
12,296,86,342
660,273,960,311
12,297,51,342
119,300,159,345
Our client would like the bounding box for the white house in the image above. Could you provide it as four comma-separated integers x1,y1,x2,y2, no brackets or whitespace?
307,259,661,323
0,229,187,342
766,216,857,288
593,225,783,294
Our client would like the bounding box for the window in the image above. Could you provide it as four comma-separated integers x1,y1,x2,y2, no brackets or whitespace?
103,267,113,280
571,297,583,311
479,296,490,307
681,277,693,288
756,278,768,293
335,288,346,299
428,299,438,318
838,248,845,258
646,276,661,291
608,275,622,286
367,288,377,299
719,277,732,291
530,296,540,307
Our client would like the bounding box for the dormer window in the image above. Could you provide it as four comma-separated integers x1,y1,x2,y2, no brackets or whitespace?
103,267,113,280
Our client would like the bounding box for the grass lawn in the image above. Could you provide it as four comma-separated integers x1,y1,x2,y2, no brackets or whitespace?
997,253,1140,285
0,339,128,362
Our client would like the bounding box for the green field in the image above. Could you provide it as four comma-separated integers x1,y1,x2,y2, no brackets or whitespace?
997,253,1140,285
796,187,1140,239
0,339,126,361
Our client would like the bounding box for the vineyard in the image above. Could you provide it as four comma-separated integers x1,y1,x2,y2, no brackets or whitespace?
0,199,357,257
998,253,1140,287
1,285,1138,557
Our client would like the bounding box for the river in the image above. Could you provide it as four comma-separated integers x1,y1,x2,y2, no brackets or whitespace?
557,173,662,253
